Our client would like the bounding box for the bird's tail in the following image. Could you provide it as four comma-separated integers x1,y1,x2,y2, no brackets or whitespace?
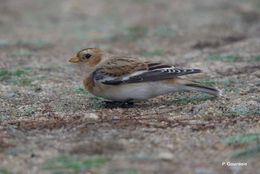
176,79,219,96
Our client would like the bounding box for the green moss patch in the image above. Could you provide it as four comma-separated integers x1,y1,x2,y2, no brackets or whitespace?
255,55,260,61
109,169,142,174
0,169,12,174
198,78,239,92
223,134,260,145
0,40,11,49
15,40,52,50
140,49,164,57
152,26,176,38
223,133,260,158
74,87,92,96
43,155,109,173
0,69,12,81
208,54,241,62
227,104,260,117
0,68,32,80
9,49,33,57
122,26,148,42
0,68,34,87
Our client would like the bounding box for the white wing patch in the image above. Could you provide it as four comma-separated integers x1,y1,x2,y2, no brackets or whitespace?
122,70,147,81
94,65,201,85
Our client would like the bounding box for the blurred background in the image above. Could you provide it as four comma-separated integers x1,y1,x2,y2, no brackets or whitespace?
1,0,260,64
1,0,260,174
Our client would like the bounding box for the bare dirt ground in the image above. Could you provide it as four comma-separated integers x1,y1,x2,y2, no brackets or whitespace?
0,0,260,173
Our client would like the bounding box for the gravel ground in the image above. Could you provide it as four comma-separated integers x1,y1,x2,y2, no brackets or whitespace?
0,0,260,174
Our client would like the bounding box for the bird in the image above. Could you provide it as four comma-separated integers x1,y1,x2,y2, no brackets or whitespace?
69,48,219,103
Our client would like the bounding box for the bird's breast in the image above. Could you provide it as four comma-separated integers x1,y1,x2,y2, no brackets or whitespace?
88,81,181,101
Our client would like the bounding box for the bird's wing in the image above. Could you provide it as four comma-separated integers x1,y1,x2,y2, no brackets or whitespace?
92,56,201,85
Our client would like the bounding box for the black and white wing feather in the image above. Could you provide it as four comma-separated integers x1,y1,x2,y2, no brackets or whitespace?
93,64,202,85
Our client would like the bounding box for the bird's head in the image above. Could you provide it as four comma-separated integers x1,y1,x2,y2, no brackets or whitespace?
69,48,103,73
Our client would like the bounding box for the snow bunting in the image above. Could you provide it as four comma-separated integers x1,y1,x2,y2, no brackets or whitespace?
69,48,219,101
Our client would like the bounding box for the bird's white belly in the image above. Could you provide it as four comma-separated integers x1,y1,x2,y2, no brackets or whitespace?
95,82,181,101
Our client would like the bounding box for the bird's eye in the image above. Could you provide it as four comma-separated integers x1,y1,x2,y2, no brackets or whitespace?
82,53,91,60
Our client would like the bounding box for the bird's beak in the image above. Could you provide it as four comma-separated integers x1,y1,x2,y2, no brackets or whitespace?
69,56,80,63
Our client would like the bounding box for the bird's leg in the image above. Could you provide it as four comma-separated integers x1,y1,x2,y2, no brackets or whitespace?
125,99,134,106
102,99,134,108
